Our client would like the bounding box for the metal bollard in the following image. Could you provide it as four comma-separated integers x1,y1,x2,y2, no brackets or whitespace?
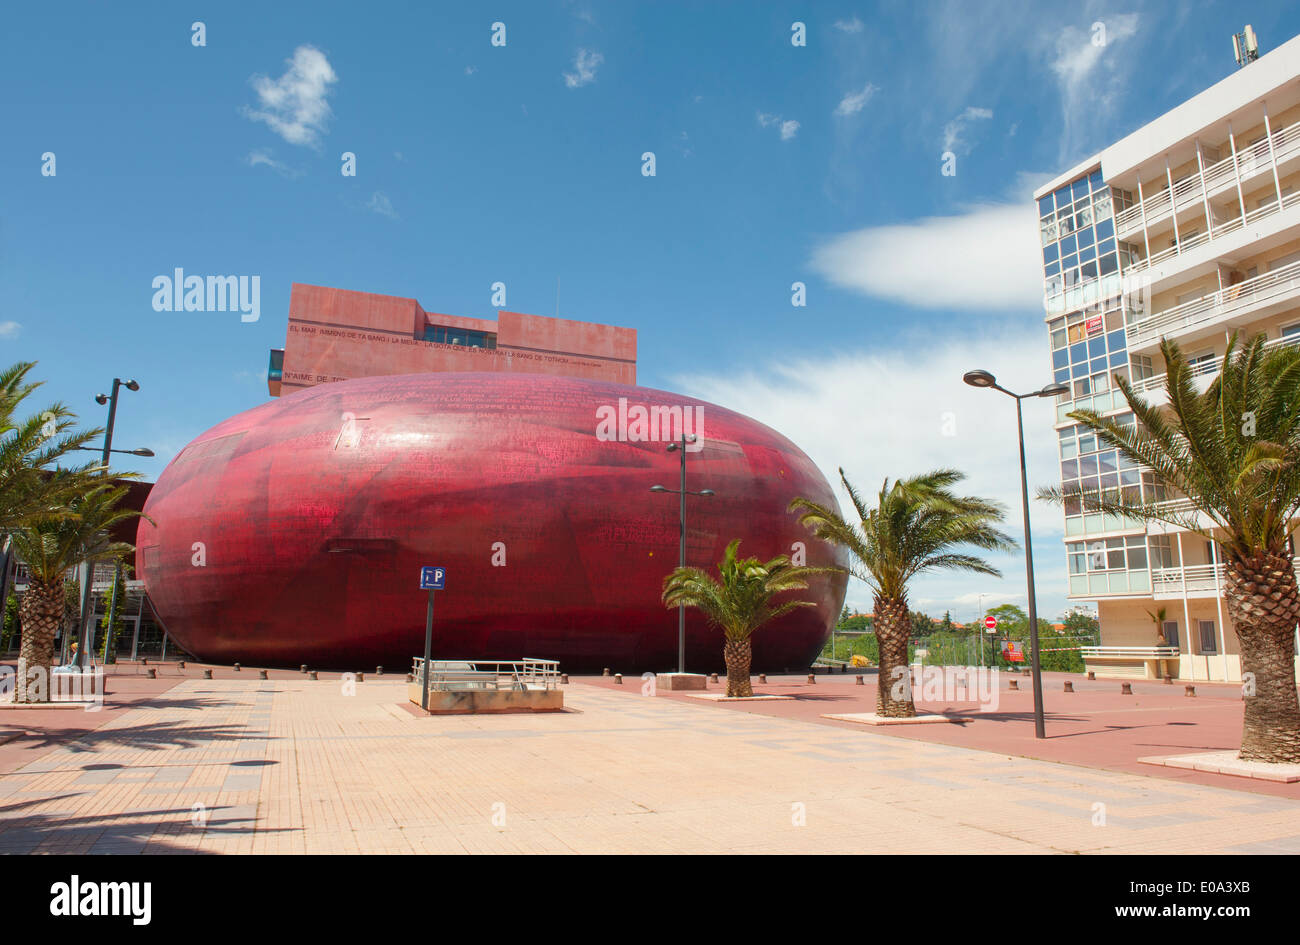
1008,679,1019,690
856,675,864,686
233,663,241,671
1185,685,1196,697
1163,675,1173,684
259,669,268,679
301,664,308,674
806,674,816,684
758,674,766,684
178,661,185,669
406,673,414,683
309,671,318,680
202,669,212,679
356,672,364,682
561,674,569,685
614,673,622,684
1086,671,1095,680
602,668,610,677
1121,682,1133,695
709,673,718,683
147,668,157,679
376,666,383,677
1064,681,1074,692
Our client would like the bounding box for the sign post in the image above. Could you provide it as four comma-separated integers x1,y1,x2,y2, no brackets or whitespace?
419,566,446,711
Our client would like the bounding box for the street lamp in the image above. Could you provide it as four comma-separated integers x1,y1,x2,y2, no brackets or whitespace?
962,369,1068,739
75,378,146,669
650,433,715,674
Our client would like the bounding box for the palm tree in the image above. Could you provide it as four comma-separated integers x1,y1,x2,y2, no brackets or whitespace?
8,480,139,702
0,361,103,533
1146,605,1169,645
1040,333,1300,763
790,470,1015,717
661,539,833,697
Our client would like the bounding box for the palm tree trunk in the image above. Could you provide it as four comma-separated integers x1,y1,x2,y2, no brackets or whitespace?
17,576,62,704
1224,551,1300,763
724,638,753,697
874,595,916,717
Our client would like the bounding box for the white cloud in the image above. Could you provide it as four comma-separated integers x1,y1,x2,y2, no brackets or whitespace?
563,49,603,88
809,202,1043,310
835,82,878,117
242,45,337,149
674,329,1068,618
942,105,993,154
465,65,477,76
1048,14,1140,161
245,149,301,178
833,17,864,33
757,112,799,141
366,192,398,220
0,321,20,339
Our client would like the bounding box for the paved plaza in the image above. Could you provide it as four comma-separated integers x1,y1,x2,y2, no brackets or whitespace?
1,671,1298,854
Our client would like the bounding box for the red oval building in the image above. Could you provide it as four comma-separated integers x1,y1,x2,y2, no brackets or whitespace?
136,373,847,672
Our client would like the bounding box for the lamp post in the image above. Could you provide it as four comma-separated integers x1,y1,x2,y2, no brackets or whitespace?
650,433,714,674
962,369,1068,740
74,379,146,669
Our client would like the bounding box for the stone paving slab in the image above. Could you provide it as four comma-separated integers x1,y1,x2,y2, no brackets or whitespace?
0,678,1297,854
1140,750,1300,782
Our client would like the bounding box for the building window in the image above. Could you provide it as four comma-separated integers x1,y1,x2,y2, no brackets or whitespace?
1198,620,1217,653
1162,620,1180,648
423,325,498,349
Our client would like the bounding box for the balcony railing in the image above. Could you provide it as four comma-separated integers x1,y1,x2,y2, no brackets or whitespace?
1113,120,1300,235
1131,332,1300,395
1151,563,1224,597
1080,645,1180,659
1126,257,1300,349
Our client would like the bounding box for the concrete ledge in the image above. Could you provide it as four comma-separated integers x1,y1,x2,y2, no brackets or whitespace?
685,693,794,702
656,673,708,691
407,685,564,714
1138,750,1300,782
821,712,957,726
0,700,99,710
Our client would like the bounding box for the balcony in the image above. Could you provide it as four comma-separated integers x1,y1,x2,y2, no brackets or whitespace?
1113,119,1300,238
1151,563,1224,599
1130,332,1300,400
1126,257,1300,350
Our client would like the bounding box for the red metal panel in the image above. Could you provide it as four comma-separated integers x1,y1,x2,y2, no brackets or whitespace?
137,373,847,672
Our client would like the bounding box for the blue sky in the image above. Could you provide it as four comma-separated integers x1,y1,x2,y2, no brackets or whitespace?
4,0,1299,620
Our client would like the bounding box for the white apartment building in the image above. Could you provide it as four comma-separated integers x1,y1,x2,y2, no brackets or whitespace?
1034,31,1300,683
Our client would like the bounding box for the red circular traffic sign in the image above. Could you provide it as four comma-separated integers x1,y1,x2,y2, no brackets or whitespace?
984,616,997,630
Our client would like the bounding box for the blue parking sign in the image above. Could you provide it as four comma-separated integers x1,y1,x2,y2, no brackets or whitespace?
420,566,445,591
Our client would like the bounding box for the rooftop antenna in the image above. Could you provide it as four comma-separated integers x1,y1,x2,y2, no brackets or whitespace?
1232,25,1259,68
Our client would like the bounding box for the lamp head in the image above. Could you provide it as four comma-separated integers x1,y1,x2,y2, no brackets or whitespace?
666,442,679,452
124,379,140,392
650,485,668,493
1038,383,1070,398
130,447,155,457
699,489,715,497
95,394,108,405
963,370,997,389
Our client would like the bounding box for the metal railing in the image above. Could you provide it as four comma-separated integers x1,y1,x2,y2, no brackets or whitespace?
1080,645,1180,659
1127,257,1300,349
1113,120,1300,234
410,657,562,692
1131,332,1300,394
1151,563,1224,596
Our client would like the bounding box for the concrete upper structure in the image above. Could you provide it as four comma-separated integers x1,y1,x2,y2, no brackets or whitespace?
269,283,637,396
